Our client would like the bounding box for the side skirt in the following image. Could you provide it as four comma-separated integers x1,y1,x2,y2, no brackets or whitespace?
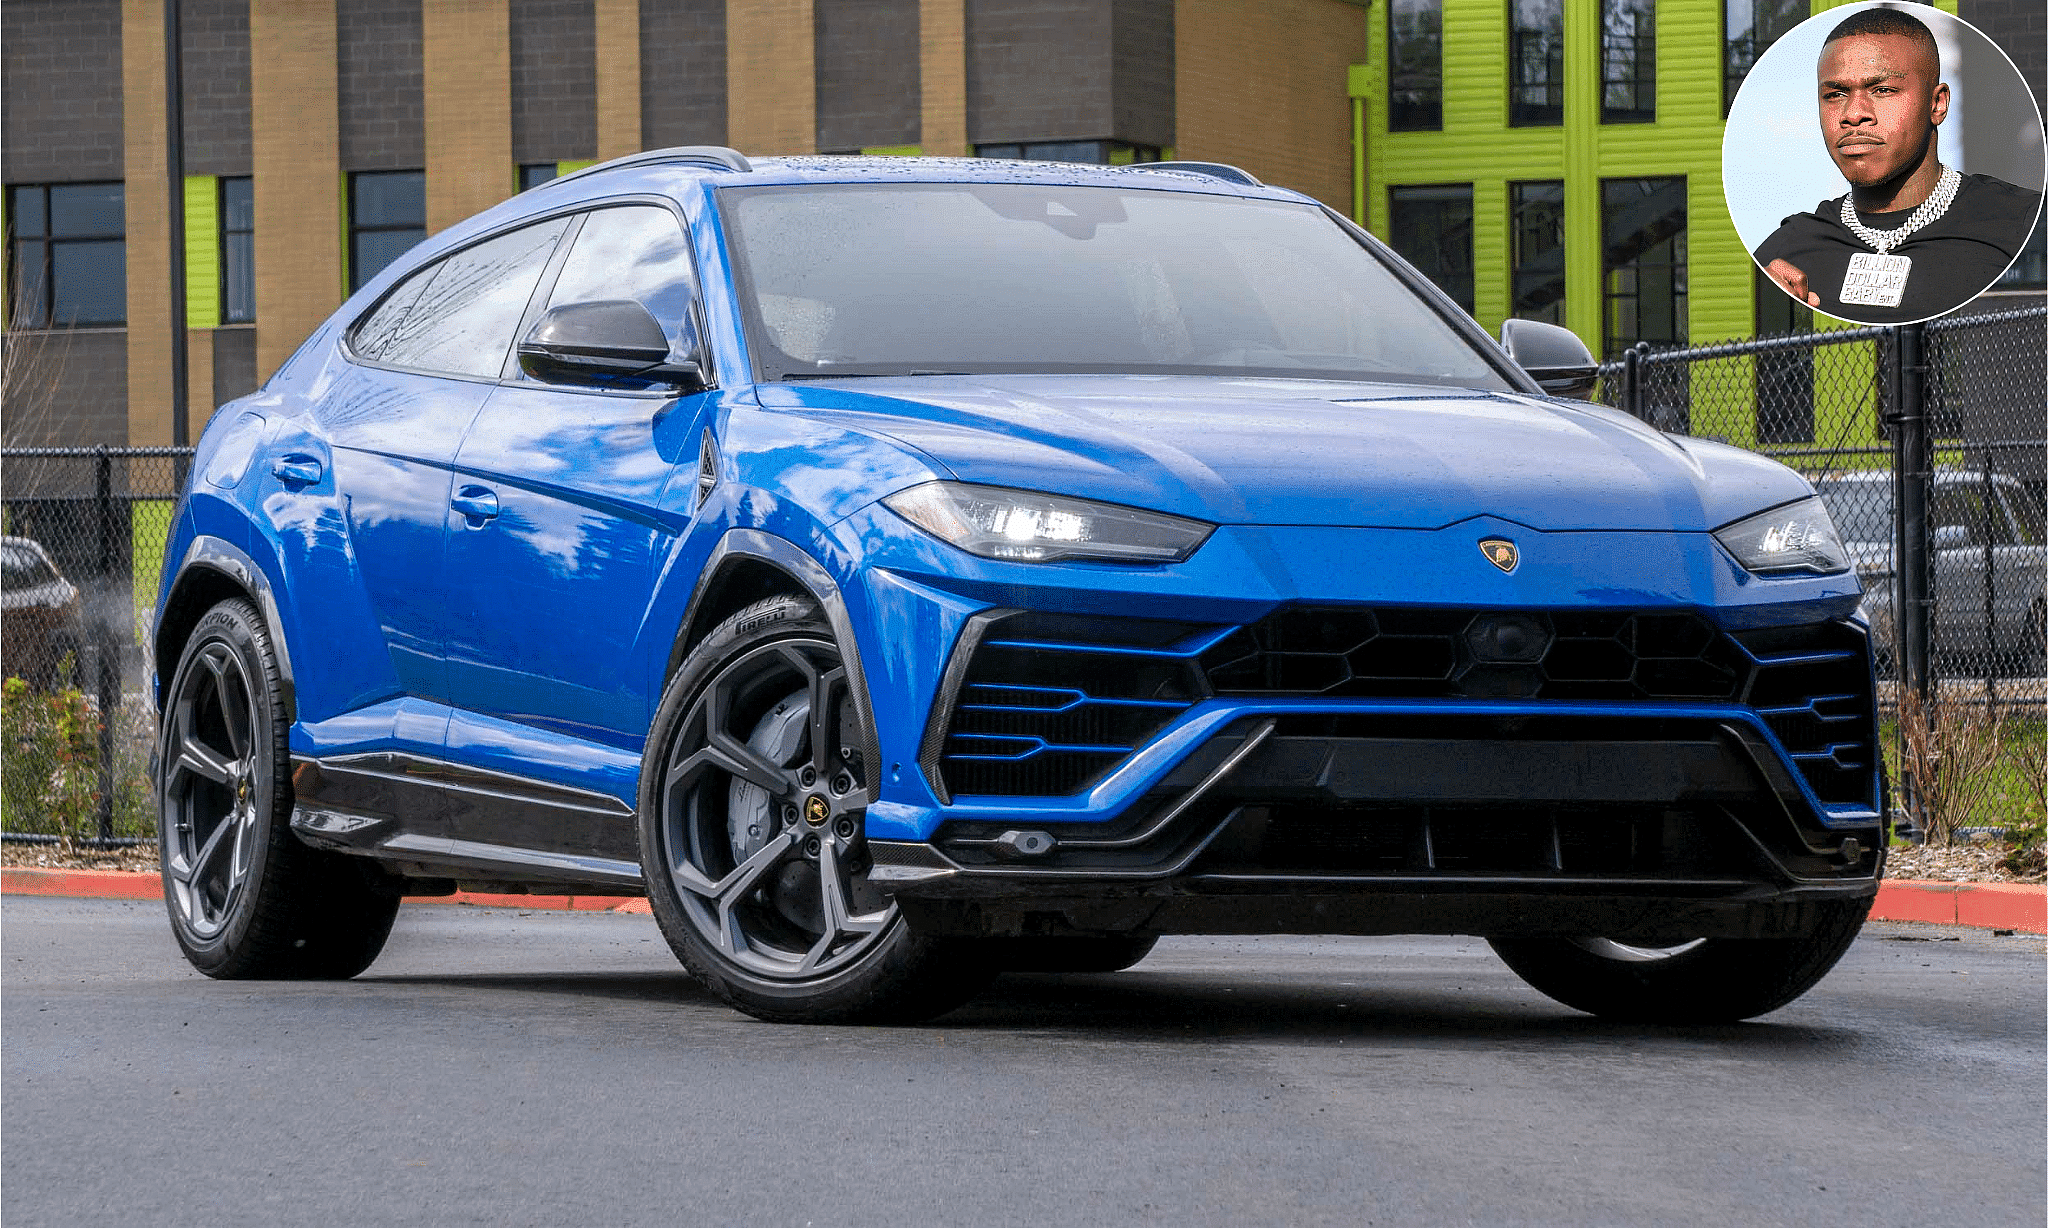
289,752,646,894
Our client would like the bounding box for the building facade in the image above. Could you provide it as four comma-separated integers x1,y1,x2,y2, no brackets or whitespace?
0,0,1371,447
1356,0,2042,366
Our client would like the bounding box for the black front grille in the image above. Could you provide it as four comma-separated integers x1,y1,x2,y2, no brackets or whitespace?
931,607,1877,807
1201,607,1747,702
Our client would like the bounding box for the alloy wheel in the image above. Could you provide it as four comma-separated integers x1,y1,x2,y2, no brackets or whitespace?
161,638,266,941
657,636,895,981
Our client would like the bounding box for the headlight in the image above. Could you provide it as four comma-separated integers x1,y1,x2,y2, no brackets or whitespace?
1714,497,1850,575
883,481,1213,563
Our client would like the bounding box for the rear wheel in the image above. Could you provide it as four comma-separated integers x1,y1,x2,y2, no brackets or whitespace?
157,598,399,978
640,595,993,1024
1488,897,1872,1023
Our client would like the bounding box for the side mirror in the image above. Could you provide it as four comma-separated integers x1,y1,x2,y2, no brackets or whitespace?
1500,318,1599,399
1932,524,1970,550
517,299,707,392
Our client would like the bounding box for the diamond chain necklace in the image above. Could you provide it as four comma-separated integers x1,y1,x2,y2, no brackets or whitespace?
1839,165,1961,255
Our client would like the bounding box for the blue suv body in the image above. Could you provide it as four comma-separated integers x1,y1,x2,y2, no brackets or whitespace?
151,149,1883,1023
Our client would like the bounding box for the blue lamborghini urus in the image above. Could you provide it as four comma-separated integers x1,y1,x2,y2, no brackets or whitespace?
151,149,1881,1023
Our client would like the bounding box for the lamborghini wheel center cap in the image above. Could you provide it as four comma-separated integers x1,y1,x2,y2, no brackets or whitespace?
805,795,831,826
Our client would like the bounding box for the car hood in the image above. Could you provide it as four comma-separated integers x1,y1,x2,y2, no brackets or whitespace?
756,375,1811,532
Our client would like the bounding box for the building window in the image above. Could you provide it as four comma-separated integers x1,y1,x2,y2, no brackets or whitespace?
974,141,1162,165
1601,177,1686,359
1602,0,1655,124
1509,0,1565,127
519,163,558,191
1753,265,1814,444
1388,0,1444,132
220,177,254,325
349,171,426,292
5,182,126,327
1388,185,1474,314
1511,181,1566,324
1723,0,1803,116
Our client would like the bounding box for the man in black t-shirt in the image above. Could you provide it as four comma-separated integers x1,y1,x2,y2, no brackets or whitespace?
1751,7,2043,323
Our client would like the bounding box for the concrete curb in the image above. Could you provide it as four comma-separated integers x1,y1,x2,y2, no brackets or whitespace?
3,868,2039,932
0,867,653,915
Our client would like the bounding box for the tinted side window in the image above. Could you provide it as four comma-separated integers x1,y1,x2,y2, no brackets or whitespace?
352,267,435,360
375,217,570,378
543,205,698,351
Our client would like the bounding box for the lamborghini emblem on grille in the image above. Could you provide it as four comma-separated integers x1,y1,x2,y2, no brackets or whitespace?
1479,538,1519,573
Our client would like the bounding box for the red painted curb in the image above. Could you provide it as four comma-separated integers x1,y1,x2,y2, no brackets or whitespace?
5,867,2041,932
1871,880,2047,933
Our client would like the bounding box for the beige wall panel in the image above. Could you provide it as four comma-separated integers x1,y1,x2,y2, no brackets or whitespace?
250,0,343,382
727,0,816,155
1175,0,1367,210
919,0,968,156
187,328,217,427
594,0,644,160
123,0,172,445
423,0,514,233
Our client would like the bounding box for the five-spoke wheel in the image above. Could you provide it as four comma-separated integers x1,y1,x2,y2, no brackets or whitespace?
640,595,990,1023
157,598,399,979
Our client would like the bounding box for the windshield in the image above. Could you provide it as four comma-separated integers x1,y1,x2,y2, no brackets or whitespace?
1812,480,1894,543
721,183,1515,389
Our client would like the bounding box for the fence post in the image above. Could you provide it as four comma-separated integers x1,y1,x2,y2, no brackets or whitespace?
1622,343,1644,421
93,445,117,844
1891,324,1933,712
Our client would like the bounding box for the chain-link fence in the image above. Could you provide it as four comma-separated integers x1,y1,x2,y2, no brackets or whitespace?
1595,306,2047,708
2,447,191,846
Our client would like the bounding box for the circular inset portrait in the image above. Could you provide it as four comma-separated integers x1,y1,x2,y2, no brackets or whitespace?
1723,2,2045,325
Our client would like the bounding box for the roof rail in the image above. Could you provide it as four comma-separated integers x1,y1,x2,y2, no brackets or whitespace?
551,146,753,186
1129,161,1262,186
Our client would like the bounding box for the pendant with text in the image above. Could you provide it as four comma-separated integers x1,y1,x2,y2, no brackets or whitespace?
1838,252,1911,309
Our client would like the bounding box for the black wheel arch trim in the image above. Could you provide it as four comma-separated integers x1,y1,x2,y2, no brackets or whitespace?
669,528,883,782
156,535,296,721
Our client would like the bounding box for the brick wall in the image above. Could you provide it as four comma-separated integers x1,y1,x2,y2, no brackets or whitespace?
2,0,124,184
728,0,816,153
816,0,920,151
252,0,343,380
1176,0,1365,210
0,332,130,447
512,0,597,164
423,0,513,232
339,0,426,170
182,0,252,177
1959,0,2044,114
920,0,969,155
1110,0,1171,149
641,0,728,148
967,0,1114,145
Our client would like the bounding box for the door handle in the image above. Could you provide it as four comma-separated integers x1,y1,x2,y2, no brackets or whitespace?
271,455,323,486
451,485,500,524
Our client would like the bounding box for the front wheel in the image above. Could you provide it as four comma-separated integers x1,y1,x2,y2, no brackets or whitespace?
639,595,992,1024
1488,897,1873,1023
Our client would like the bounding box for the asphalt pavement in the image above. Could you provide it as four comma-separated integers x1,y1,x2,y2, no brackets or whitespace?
4,896,2042,1227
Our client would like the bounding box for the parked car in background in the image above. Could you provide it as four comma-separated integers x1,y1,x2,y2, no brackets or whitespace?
1,535,82,690
150,148,1884,1026
1811,469,2047,675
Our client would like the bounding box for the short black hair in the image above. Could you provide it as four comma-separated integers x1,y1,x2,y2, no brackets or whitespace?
1824,6,1939,61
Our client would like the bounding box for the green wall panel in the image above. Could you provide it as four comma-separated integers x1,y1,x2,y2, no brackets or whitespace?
184,175,219,330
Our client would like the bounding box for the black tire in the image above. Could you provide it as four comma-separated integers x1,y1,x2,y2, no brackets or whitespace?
1487,896,1873,1023
983,934,1160,974
639,594,994,1024
157,598,400,979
